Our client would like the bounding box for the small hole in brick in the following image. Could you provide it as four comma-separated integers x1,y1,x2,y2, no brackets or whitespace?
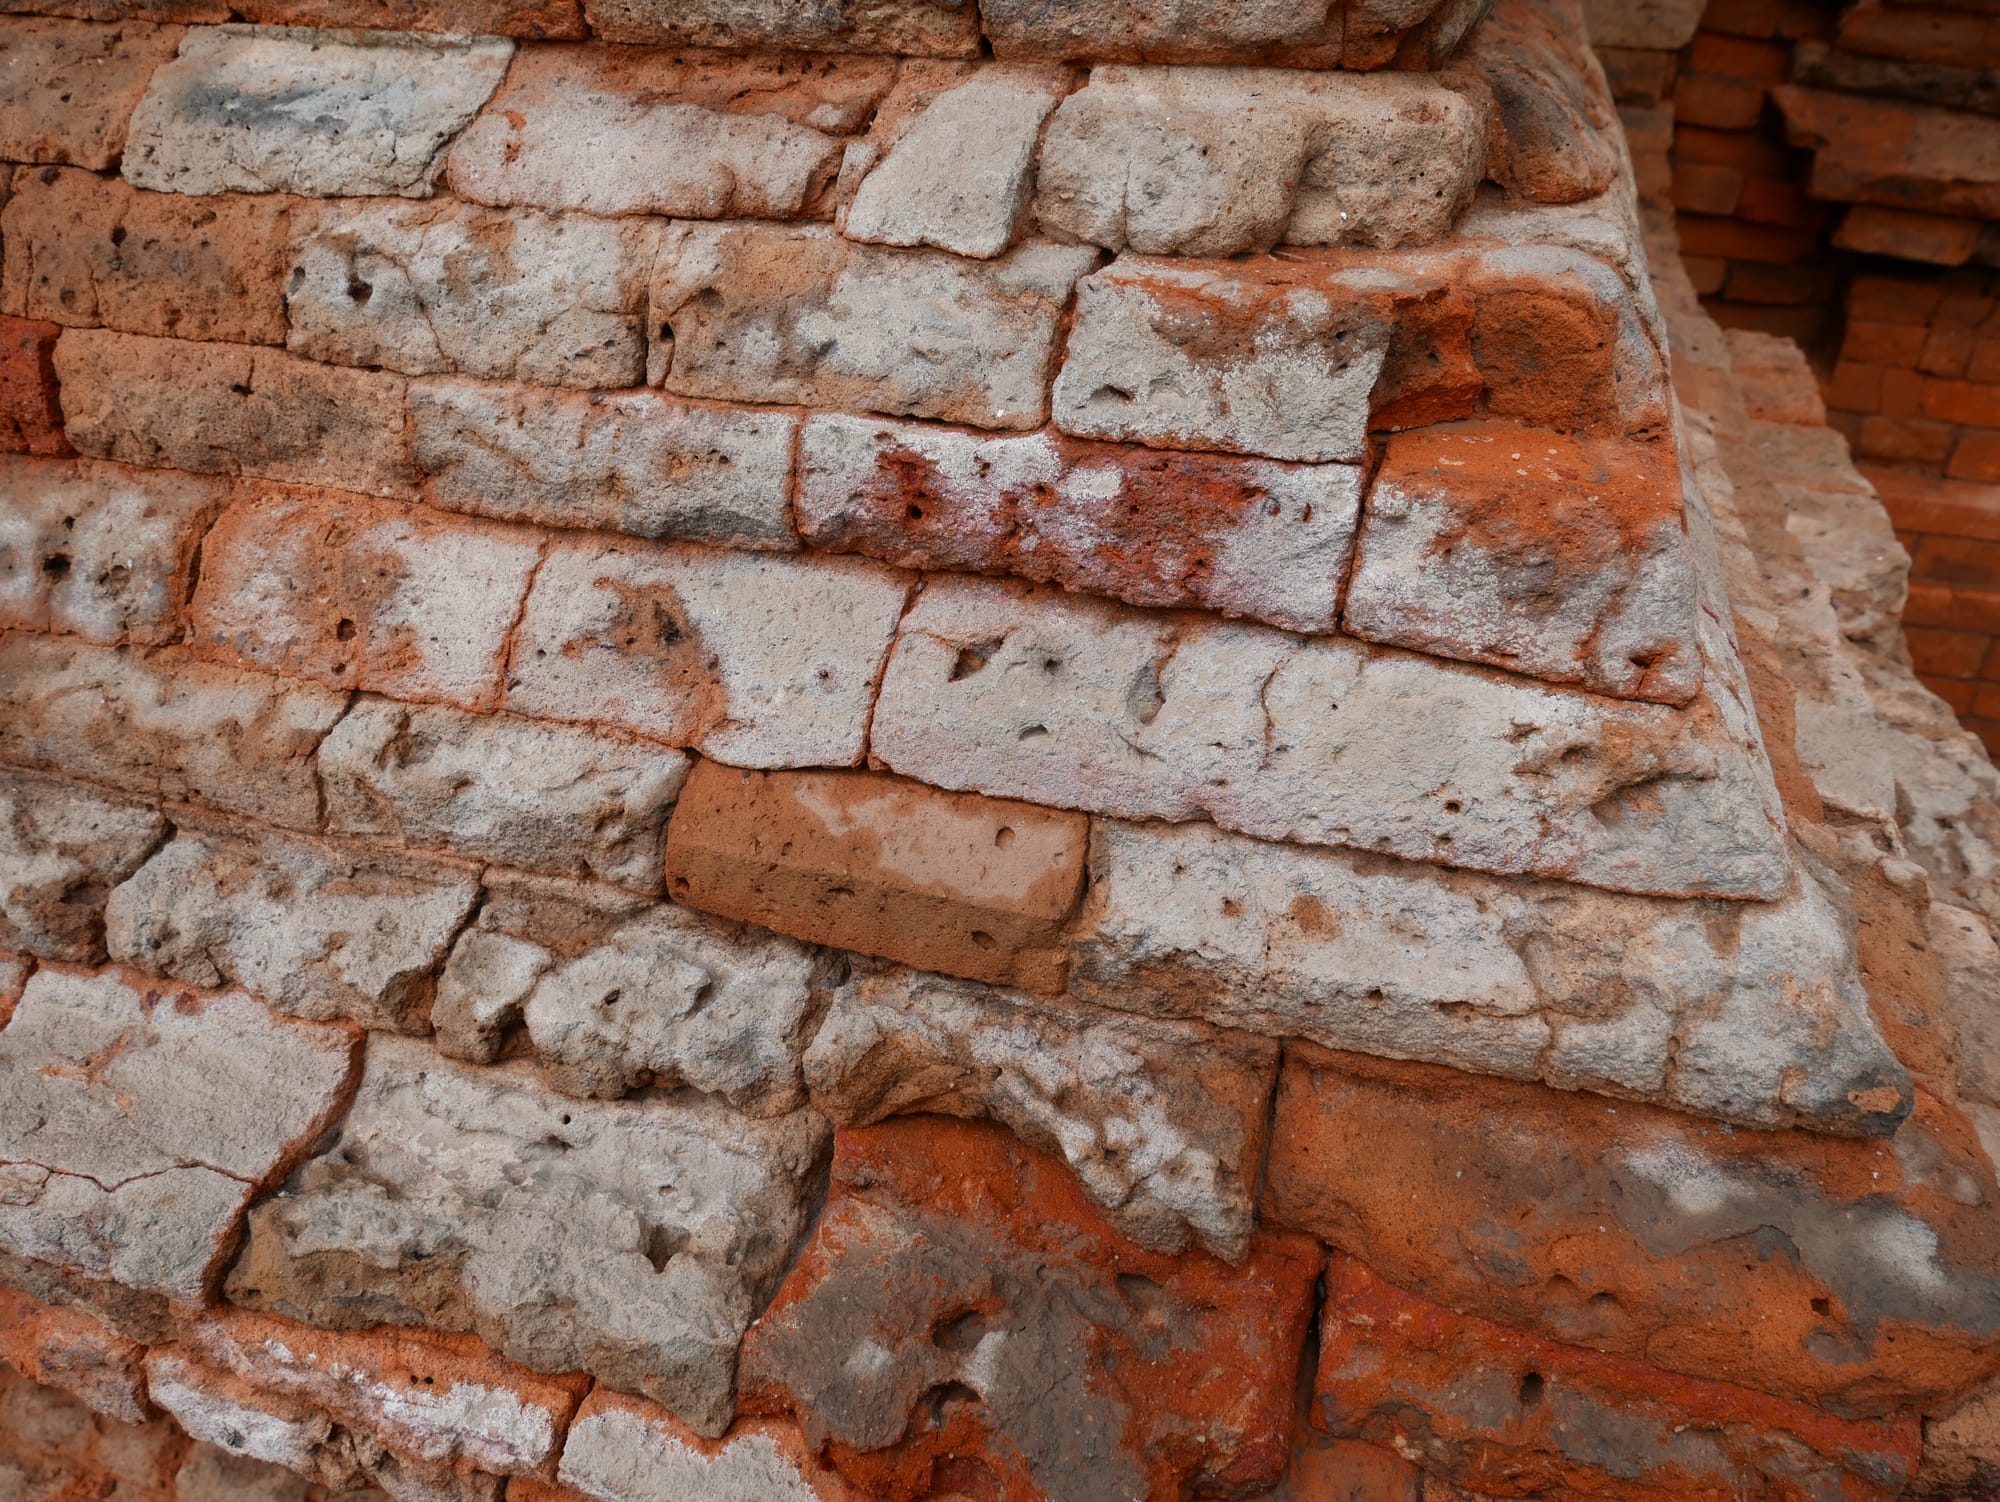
109,225,127,246
335,618,357,640
1811,1297,1831,1317
347,278,373,304
1444,799,1462,814
600,989,621,1009
969,930,997,950
40,553,69,580
1018,724,1048,741
907,504,923,521
1519,1372,1546,1409
994,826,1014,848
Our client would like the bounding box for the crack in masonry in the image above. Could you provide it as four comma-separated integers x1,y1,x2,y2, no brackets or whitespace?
860,574,923,769
495,535,555,711
0,1156,258,1193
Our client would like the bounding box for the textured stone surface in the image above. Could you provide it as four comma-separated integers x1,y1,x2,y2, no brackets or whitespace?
321,697,689,892
123,25,512,198
0,456,224,645
557,1389,866,1502
0,18,181,169
175,1310,589,1481
0,1366,191,1502
1268,1045,2000,1415
579,0,979,55
54,329,415,497
804,965,1276,1260
665,762,1086,994
843,67,1067,258
870,578,1791,901
1051,243,1669,462
507,539,909,768
286,202,656,389
0,1287,149,1424
0,635,348,829
1458,0,1622,206
188,486,543,712
1071,819,1909,1136
0,167,306,344
106,826,478,1032
649,224,1097,431
0,770,164,964
796,414,1362,633
1035,67,1485,256
1775,87,2000,220
978,0,1349,65
739,1116,1323,1502
409,379,797,550
447,47,890,221
0,966,359,1302
1316,1255,1922,1501
431,870,829,1113
1580,0,1702,49
0,316,70,458
234,0,582,35
1343,424,1701,703
226,1037,830,1437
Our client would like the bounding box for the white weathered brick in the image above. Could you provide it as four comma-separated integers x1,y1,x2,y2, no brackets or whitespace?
580,0,979,54
806,965,1277,1260
409,378,797,549
869,576,1791,899
0,457,225,644
446,46,892,220
285,202,656,389
106,825,478,1032
0,967,359,1302
649,223,1098,431
0,770,165,963
0,635,348,829
842,66,1068,259
226,1036,830,1437
320,696,689,892
557,1388,861,1502
1036,66,1486,256
122,24,513,198
796,414,1361,633
1073,818,1911,1137
507,540,910,768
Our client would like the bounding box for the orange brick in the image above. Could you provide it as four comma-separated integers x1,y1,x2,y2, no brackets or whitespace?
1706,299,1828,344
664,761,1088,994
1828,360,1885,413
1723,260,1834,305
0,1287,148,1424
1843,318,1926,367
1848,274,1947,325
1903,579,2000,634
1673,73,1770,131
1866,466,2000,541
1938,292,1998,330
1907,624,1991,677
1837,0,2000,69
1934,676,1978,716
1882,366,1927,418
1700,0,1831,38
1274,1432,1422,1501
1676,215,1820,265
1922,379,2000,427
1860,414,1958,464
1672,125,1794,176
1967,717,2000,757
1835,205,1984,267
1597,46,1678,105
1913,533,2000,591
1969,340,2000,385
1827,407,1864,449
1949,429,2000,483
1974,684,2000,719
1690,31,1794,79
1921,327,1977,379
0,316,70,456
1735,174,1828,231
1683,254,1728,296
1671,160,1744,216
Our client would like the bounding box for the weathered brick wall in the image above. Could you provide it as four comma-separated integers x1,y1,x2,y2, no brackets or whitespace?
1,1,1999,1500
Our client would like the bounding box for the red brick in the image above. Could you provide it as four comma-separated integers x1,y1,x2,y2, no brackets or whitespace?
1934,676,1979,716
1722,260,1835,305
1733,173,1828,230
1939,292,1999,330
1836,0,2000,68
1912,532,2000,591
1314,1256,1921,1502
1835,205,1985,267
1860,413,1958,464
0,1286,148,1424
1969,339,2000,385
1672,125,1794,177
186,483,544,711
1829,360,1886,413
1903,579,2000,633
1675,214,1820,265
1671,73,1769,131
1699,0,1831,39
1908,624,1991,676
1828,407,1865,449
1966,716,2000,756
664,761,1087,994
739,1116,1323,1502
1949,429,2000,482
1848,274,1948,326
1681,254,1728,296
1974,683,2000,718
1882,366,1927,418
1922,378,2000,427
1844,317,1927,367
1669,160,1743,216
0,315,70,456
233,0,584,34
1595,46,1677,105
1704,299,1828,344
1273,1432,1421,1502
1867,465,2000,541
1921,326,1978,378
1689,31,1793,80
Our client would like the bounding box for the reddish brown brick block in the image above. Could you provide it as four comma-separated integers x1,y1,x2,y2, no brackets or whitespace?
1688,31,1792,80
1912,532,2000,591
1669,160,1743,217
1682,254,1727,296
665,761,1088,994
1949,430,2000,483
1908,623,1991,677
1969,339,2000,385
1675,214,1820,266
1922,378,2000,427
1314,1255,1922,1502
0,17,182,170
1844,317,1928,367
1849,274,1949,326
1836,205,1985,267
740,1116,1323,1502
1272,1432,1421,1501
1921,327,1977,379
1734,173,1827,230
1860,413,1958,464
1904,579,2000,634
1671,73,1768,131
1868,466,2000,542
1829,360,1886,413
1673,124,1793,177
1881,365,1926,419
0,1286,148,1423
0,315,70,455
1836,0,2000,69
233,0,584,34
